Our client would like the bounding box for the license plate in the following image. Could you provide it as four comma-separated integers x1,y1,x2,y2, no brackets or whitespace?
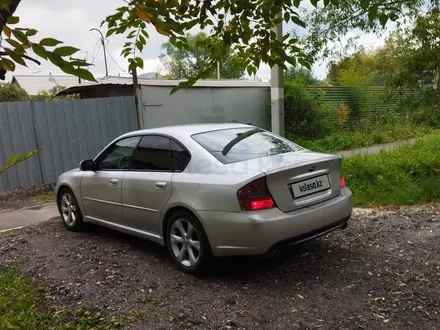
291,175,331,198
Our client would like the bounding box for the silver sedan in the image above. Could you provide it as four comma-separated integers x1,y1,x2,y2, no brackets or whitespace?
56,123,352,273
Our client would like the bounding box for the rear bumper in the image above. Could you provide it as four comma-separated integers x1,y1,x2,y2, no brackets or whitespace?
197,187,353,257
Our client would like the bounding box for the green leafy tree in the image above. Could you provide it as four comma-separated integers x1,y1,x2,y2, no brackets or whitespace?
0,82,29,102
160,32,246,79
103,0,438,92
303,0,439,61
285,66,321,85
327,49,385,86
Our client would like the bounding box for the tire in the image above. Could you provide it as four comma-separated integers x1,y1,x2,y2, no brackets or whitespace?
165,210,213,274
57,188,85,232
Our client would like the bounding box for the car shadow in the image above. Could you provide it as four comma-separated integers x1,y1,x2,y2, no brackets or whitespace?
78,222,353,280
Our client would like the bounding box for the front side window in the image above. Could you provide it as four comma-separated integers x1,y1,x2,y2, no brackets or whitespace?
131,135,190,171
95,136,140,170
192,128,303,164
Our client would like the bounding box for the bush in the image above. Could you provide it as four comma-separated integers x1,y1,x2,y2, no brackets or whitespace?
343,135,440,206
396,88,440,128
284,79,331,139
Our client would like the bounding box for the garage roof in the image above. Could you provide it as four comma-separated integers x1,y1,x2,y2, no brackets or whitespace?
57,76,270,96
11,75,80,95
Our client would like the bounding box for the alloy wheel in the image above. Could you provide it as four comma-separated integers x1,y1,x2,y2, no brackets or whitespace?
61,192,77,226
170,218,201,267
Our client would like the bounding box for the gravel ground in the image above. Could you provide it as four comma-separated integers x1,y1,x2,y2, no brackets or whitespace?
1,205,439,330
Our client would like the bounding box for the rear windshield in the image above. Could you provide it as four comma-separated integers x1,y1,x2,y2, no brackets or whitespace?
192,128,304,164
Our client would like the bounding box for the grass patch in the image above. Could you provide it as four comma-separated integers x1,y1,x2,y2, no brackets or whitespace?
295,122,436,153
30,189,55,204
0,228,22,239
343,135,440,206
0,263,142,330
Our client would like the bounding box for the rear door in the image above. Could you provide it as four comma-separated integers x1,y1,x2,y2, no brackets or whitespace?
122,135,190,236
81,136,140,223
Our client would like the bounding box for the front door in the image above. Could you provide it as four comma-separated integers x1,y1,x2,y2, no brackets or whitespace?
122,135,191,236
81,136,140,224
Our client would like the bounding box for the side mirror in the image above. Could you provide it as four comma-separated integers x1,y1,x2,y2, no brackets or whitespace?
79,159,95,171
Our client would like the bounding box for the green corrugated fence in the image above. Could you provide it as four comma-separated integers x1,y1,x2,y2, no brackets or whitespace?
306,86,407,128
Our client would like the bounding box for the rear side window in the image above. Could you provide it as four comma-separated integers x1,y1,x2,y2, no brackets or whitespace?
192,128,303,164
131,135,190,171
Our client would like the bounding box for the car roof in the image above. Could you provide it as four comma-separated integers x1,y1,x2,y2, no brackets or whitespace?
121,123,254,139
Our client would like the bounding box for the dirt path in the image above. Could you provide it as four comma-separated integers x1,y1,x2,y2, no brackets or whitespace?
1,206,439,330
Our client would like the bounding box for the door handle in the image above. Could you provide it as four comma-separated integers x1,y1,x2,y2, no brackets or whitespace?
109,179,119,186
155,182,167,190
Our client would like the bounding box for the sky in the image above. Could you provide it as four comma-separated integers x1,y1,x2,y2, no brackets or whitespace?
11,0,387,82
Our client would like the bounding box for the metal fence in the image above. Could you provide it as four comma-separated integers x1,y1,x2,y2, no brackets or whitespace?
307,86,401,127
0,96,137,191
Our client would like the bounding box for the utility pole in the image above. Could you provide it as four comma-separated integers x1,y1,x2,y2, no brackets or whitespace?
70,57,86,84
90,28,109,76
270,11,285,137
132,66,143,129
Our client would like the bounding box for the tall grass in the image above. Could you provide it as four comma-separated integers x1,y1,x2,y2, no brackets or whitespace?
295,122,436,153
343,135,440,206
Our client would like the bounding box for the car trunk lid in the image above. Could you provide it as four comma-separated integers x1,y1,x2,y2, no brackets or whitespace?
243,151,342,212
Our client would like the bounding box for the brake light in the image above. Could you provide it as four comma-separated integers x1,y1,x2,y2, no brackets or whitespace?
340,176,345,188
238,177,275,211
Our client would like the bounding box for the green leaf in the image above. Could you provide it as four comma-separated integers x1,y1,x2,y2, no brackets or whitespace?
6,16,19,25
5,48,27,67
298,58,312,70
5,39,24,52
136,40,143,52
40,38,63,47
293,0,301,7
6,155,18,167
54,46,80,57
170,85,180,95
368,5,378,21
106,28,116,38
360,0,370,10
284,12,290,23
324,0,330,6
310,0,318,7
0,149,40,174
31,43,48,60
12,29,28,44
139,35,146,45
72,68,96,82
70,60,91,67
47,52,65,67
135,57,144,69
26,29,38,37
0,58,16,71
292,16,307,28
379,14,388,27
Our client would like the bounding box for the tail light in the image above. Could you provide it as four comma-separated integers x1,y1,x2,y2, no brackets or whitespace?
340,176,346,188
238,177,275,211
